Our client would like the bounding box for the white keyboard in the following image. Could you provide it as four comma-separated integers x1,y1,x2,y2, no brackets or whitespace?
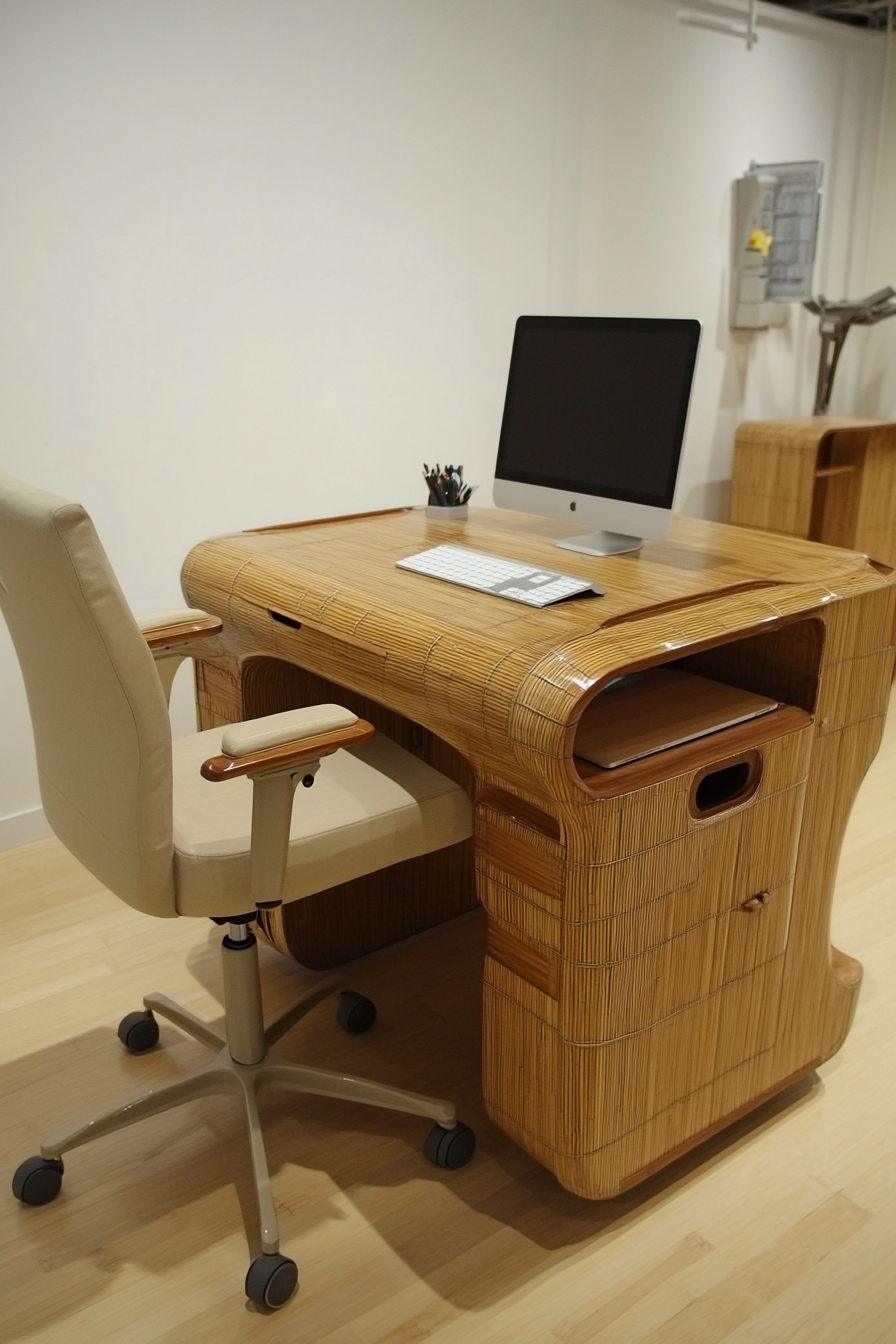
396,544,603,607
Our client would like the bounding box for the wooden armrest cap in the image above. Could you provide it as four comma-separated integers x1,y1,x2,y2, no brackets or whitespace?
139,608,223,650
201,718,375,781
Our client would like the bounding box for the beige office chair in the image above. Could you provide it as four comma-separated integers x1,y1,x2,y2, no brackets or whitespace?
0,470,474,1310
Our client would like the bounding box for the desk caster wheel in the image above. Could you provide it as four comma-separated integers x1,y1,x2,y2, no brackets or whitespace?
424,1122,476,1170
12,1156,64,1206
337,990,376,1035
118,1010,159,1053
245,1253,298,1309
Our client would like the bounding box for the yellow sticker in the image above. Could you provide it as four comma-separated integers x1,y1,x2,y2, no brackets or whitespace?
747,230,774,256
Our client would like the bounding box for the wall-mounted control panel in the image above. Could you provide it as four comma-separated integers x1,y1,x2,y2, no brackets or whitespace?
731,160,823,330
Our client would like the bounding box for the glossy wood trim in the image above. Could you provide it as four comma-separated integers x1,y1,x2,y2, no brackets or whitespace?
477,786,561,841
143,616,223,649
486,919,559,999
599,581,782,629
245,506,413,534
200,719,376,781
482,828,565,900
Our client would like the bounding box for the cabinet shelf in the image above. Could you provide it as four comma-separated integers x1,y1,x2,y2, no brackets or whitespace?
574,703,811,797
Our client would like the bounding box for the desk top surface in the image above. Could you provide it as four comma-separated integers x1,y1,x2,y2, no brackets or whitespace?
184,506,893,791
184,508,891,682
187,505,883,640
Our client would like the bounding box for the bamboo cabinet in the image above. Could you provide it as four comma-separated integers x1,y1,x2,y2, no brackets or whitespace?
730,418,896,568
182,507,894,1198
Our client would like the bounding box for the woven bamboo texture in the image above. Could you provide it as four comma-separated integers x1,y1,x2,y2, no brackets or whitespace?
730,417,896,567
182,505,895,1197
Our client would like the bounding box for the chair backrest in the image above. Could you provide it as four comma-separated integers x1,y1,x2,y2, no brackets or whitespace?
0,471,176,916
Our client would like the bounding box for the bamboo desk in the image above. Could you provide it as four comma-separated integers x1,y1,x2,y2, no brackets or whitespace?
182,507,894,1199
730,417,896,568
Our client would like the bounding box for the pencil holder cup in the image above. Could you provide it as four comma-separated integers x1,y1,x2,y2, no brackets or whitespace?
425,504,468,520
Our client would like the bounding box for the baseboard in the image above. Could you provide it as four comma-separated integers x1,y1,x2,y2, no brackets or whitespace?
0,806,53,851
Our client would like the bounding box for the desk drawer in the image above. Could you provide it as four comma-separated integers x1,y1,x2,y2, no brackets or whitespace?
558,877,792,1042
564,782,805,953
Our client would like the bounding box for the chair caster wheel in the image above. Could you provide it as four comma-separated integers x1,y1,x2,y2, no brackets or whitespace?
245,1252,299,1309
117,1010,159,1054
337,990,377,1035
424,1121,476,1170
12,1156,64,1206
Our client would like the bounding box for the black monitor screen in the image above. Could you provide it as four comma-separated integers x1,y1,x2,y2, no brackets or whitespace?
495,316,701,509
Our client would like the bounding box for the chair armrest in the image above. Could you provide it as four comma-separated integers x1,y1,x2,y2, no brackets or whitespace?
138,607,224,651
207,707,377,908
201,705,375,781
221,704,360,756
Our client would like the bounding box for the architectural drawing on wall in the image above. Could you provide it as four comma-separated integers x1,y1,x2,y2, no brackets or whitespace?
805,286,896,414
730,160,823,329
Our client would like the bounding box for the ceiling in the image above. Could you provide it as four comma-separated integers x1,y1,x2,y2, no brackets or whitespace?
768,0,894,26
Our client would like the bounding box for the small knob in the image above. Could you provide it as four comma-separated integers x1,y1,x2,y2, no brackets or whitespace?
741,893,769,913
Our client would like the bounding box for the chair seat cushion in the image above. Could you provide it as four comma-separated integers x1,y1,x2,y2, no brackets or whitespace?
172,728,472,917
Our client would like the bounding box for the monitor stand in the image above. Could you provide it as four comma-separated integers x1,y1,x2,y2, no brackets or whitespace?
557,530,643,557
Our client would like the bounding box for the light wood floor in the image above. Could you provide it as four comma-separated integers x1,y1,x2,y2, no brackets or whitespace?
2,699,895,1344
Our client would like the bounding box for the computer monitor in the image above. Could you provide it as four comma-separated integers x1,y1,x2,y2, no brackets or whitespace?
493,315,701,556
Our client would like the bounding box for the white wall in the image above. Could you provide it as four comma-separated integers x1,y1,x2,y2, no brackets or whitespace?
0,0,586,840
858,27,896,418
0,0,890,843
574,0,886,518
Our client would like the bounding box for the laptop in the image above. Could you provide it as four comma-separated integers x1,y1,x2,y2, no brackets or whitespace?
575,668,778,769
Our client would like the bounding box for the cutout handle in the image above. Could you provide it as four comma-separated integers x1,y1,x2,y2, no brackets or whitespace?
689,749,761,818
